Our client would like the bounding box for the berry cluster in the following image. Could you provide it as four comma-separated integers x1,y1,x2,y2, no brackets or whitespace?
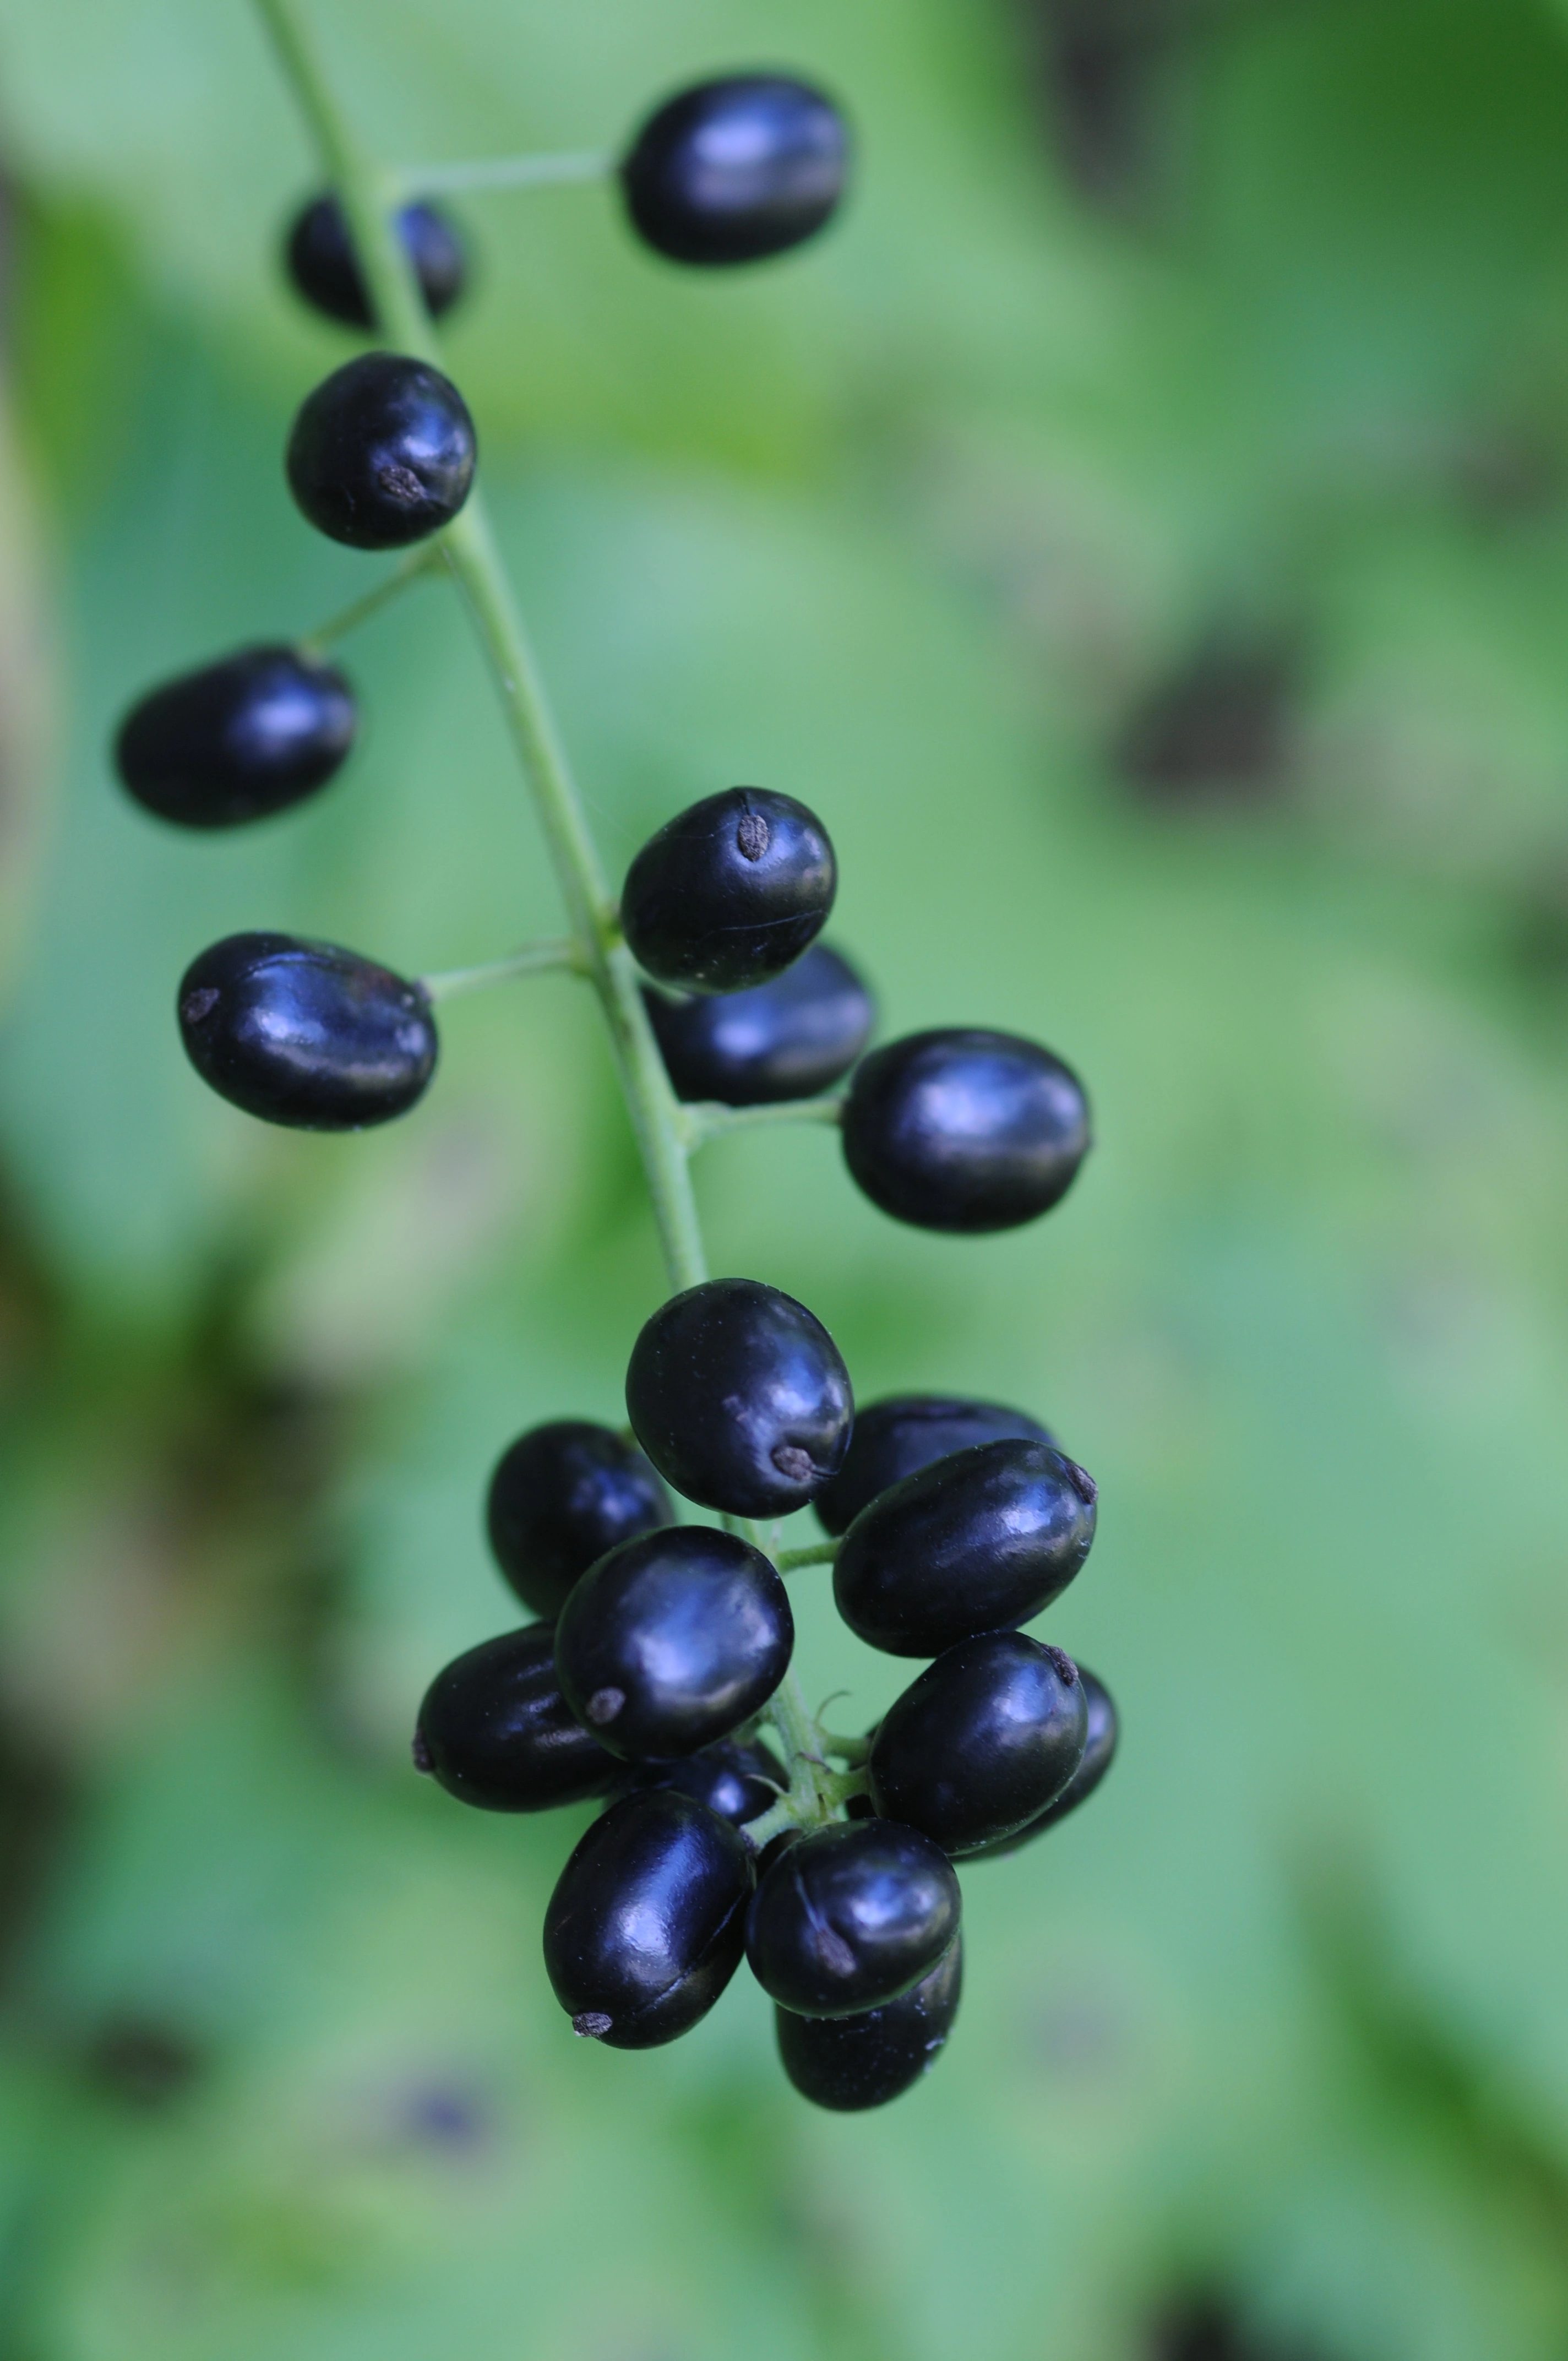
115,34,1118,2112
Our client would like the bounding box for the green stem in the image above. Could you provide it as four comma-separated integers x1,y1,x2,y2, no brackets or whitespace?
296,543,440,659
773,1539,839,1574
395,149,613,198
681,1095,845,1147
420,938,584,1000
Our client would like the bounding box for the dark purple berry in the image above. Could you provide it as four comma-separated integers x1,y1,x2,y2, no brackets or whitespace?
622,788,835,995
413,1624,619,1813
745,1819,960,2017
619,1737,785,1827
814,1392,1055,1538
967,1668,1118,1859
643,943,873,1107
485,1419,672,1618
619,75,850,268
285,193,466,330
113,646,355,829
868,1631,1088,1856
177,932,437,1130
842,1029,1090,1232
286,353,476,550
775,1935,962,2111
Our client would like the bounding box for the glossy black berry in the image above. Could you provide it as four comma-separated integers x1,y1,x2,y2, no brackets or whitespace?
968,1667,1118,1859
775,1935,962,2111
619,1736,785,1828
868,1632,1087,1856
554,1527,793,1761
745,1819,960,2018
113,646,356,830
413,1624,619,1813
485,1420,672,1619
619,75,850,268
842,1029,1091,1233
814,1392,1056,1538
286,353,476,550
177,932,437,1130
543,1789,753,2049
285,193,466,330
622,788,836,995
832,1438,1097,1658
643,944,873,1107
625,1277,853,1518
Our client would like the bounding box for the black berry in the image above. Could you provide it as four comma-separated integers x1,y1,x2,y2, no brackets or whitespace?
621,788,836,995
625,1276,853,1518
832,1438,1097,1658
413,1624,620,1813
643,943,873,1107
177,931,437,1130
868,1632,1088,1856
286,353,476,550
619,1736,785,1827
543,1789,753,2048
842,1029,1090,1232
285,193,466,330
745,1819,960,2017
775,1935,962,2111
553,1526,793,1760
619,75,850,268
113,646,356,830
814,1392,1055,1538
967,1667,1118,1859
485,1419,672,1619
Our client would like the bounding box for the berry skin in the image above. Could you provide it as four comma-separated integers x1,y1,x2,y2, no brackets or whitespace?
775,1935,962,2111
622,788,836,995
967,1667,1118,1859
619,1736,785,1827
286,353,476,550
486,1419,672,1618
177,932,437,1130
814,1392,1055,1538
643,943,873,1107
868,1632,1087,1857
285,193,465,330
832,1437,1097,1658
841,1029,1090,1232
619,75,850,268
745,1819,961,2017
625,1276,853,1519
553,1527,793,1760
413,1624,619,1813
543,1789,753,2048
113,646,356,830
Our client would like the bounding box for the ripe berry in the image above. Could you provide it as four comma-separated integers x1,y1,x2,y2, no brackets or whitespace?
553,1527,793,1760
177,931,437,1130
285,193,466,330
543,1789,753,2048
832,1437,1097,1657
967,1667,1118,1859
643,943,873,1107
485,1419,672,1619
619,1736,784,1827
814,1392,1055,1538
625,1276,852,1518
413,1624,619,1813
868,1632,1087,1856
286,353,476,550
745,1819,960,2017
619,75,850,268
621,788,836,994
841,1029,1090,1232
113,646,356,830
775,1935,961,2111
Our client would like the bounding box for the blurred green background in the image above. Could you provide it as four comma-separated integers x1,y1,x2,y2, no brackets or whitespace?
1,1,1567,2354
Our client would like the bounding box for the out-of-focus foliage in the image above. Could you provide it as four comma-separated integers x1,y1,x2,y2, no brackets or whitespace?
1,1,1568,2355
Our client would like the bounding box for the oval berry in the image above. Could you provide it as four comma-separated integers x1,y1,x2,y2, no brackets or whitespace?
643,943,873,1107
832,1437,1097,1658
620,75,850,268
543,1789,753,2049
868,1631,1088,1856
622,788,835,995
841,1028,1090,1232
746,1819,960,2018
625,1276,853,1519
618,1736,784,1829
967,1667,1119,1859
286,352,476,550
553,1526,793,1761
285,193,466,330
177,931,437,1130
413,1624,619,1813
113,645,356,830
775,1935,962,2112
485,1419,672,1619
813,1391,1055,1538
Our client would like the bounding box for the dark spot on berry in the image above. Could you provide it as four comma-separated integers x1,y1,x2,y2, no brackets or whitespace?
376,462,426,506
181,987,220,1025
1042,1644,1078,1685
411,1730,433,1774
585,1686,625,1725
771,1443,814,1484
1064,1459,1098,1505
572,2010,614,2039
736,810,770,862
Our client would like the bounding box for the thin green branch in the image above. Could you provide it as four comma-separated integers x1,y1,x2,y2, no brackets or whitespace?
295,543,441,659
394,149,613,198
773,1538,839,1574
420,938,584,1000
680,1094,845,1147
